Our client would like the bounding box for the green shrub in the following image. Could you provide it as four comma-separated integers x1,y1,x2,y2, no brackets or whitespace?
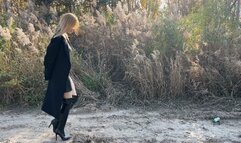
149,18,184,57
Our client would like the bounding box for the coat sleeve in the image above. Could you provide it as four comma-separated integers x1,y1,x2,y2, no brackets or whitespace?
44,36,63,80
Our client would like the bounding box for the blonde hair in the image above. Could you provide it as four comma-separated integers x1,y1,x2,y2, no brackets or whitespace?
54,13,80,38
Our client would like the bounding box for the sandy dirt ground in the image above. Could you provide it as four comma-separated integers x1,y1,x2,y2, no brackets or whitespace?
0,105,241,143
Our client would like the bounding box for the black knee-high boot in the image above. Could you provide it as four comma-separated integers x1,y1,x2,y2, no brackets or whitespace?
50,95,78,135
55,99,73,141
49,95,78,133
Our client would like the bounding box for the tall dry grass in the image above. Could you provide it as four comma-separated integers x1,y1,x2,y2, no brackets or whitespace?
72,2,189,103
0,2,52,105
73,1,241,105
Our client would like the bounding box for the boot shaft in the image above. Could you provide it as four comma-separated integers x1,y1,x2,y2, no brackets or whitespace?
57,99,73,132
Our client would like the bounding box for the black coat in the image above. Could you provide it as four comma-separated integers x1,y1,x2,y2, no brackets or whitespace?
41,35,71,119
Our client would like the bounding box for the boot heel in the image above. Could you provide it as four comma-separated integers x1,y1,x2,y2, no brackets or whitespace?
55,133,57,141
48,122,52,128
48,119,55,128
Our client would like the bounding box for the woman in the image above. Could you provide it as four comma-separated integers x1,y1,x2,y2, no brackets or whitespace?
41,13,80,141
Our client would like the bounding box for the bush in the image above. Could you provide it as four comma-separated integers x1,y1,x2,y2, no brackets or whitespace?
0,10,51,105
1,0,241,107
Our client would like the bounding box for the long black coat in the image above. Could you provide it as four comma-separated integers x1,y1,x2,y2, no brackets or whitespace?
41,35,71,119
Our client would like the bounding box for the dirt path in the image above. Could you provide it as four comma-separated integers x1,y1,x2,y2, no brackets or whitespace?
0,106,241,143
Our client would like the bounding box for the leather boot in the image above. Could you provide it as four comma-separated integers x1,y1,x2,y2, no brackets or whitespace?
55,99,73,141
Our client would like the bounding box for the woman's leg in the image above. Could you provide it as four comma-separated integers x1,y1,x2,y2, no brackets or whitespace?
69,76,77,96
64,76,74,99
64,76,77,98
68,76,79,107
63,91,72,99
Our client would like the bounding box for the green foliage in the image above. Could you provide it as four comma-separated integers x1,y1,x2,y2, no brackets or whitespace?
0,12,8,27
105,11,115,25
70,50,107,93
179,0,241,99
0,24,48,106
149,18,184,57
180,10,204,53
202,1,238,46
17,57,46,106
0,50,46,105
98,0,109,5
81,73,103,92
98,0,119,6
180,0,241,53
